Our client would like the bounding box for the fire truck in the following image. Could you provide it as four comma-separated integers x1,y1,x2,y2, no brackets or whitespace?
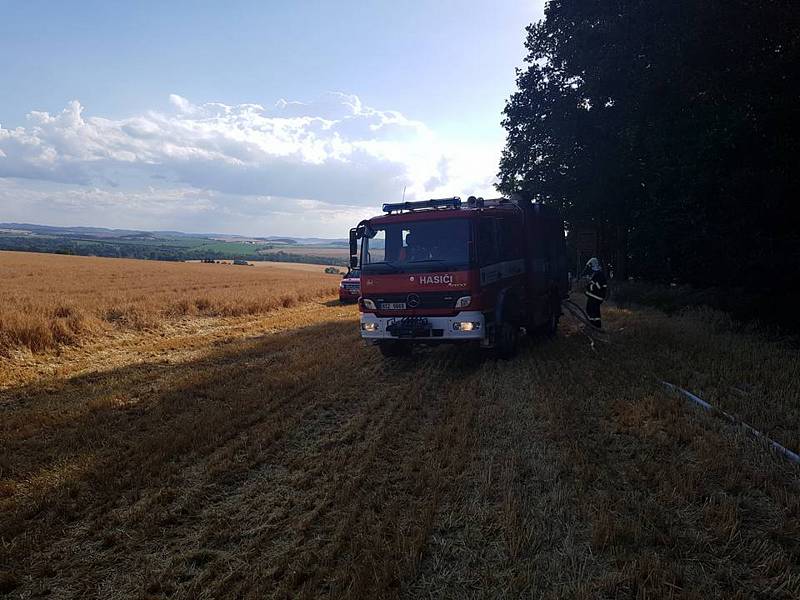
338,267,361,303
350,196,568,358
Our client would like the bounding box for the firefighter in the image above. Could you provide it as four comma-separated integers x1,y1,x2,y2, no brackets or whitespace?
583,257,607,329
398,233,412,262
404,233,429,261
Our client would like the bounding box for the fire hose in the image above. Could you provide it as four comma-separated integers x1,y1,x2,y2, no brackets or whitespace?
560,298,798,465
561,298,594,328
661,381,800,465
561,298,610,350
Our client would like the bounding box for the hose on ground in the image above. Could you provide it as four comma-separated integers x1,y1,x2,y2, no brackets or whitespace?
661,381,800,465
561,299,610,347
560,299,608,351
562,298,594,327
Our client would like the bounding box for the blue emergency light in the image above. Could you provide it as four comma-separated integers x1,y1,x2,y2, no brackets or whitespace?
382,197,462,214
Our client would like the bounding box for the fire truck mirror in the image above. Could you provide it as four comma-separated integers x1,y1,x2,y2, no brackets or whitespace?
349,228,358,257
350,256,358,269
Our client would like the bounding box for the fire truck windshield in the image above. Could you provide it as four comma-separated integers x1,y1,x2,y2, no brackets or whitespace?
361,218,471,274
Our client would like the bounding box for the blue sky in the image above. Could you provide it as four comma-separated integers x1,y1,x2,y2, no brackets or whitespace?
0,0,544,236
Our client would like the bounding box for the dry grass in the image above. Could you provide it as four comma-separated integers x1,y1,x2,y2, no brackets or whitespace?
1,279,799,598
0,251,339,355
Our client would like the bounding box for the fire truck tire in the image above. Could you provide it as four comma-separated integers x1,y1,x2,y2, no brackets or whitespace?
542,297,560,337
530,295,560,338
377,340,412,357
495,318,519,359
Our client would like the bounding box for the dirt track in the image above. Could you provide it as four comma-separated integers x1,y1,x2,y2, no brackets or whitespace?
2,299,799,599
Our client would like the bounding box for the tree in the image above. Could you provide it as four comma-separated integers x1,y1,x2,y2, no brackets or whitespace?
500,0,800,294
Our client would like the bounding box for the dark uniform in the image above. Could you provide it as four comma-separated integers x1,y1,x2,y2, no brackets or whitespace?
585,269,608,328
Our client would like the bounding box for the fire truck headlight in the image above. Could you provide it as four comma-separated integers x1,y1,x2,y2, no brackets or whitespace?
362,298,376,310
455,296,471,309
361,322,378,332
453,321,480,332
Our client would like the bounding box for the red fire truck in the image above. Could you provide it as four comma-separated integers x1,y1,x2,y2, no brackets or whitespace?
338,267,361,303
349,196,568,358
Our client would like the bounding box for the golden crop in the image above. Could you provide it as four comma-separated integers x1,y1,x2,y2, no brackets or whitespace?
0,251,339,355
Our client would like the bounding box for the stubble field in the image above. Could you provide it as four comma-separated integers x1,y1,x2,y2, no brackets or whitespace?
1,251,799,599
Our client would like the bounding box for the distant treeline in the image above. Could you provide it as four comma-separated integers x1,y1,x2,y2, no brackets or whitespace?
255,251,346,267
0,236,348,267
500,1,798,328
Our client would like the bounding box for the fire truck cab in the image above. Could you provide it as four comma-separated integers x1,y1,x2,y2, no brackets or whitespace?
351,196,568,358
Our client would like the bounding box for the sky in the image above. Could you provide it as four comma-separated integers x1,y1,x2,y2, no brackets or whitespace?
0,0,545,237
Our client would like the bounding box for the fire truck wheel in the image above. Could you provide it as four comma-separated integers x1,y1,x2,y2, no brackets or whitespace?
377,340,412,358
542,301,560,337
495,319,519,359
530,297,559,338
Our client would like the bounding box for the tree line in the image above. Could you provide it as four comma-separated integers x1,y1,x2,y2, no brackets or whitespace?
499,1,798,324
0,236,347,266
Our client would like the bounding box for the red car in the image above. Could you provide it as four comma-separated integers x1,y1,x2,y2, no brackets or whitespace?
338,268,361,303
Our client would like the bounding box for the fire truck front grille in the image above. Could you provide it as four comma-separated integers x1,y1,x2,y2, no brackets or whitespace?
368,292,459,310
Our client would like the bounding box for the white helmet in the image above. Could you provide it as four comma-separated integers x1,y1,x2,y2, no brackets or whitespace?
586,257,602,272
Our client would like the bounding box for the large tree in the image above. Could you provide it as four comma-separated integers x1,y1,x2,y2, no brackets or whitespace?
500,0,799,290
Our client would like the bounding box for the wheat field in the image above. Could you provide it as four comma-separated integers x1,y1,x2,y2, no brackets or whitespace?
1,252,799,599
0,251,339,355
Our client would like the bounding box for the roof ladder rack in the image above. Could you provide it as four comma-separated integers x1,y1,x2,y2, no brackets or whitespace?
382,197,461,214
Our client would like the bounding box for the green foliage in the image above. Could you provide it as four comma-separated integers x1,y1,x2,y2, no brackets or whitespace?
500,1,799,297
0,234,348,266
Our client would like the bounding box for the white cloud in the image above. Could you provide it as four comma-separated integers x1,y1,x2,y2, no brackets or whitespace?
168,93,201,115
0,93,501,235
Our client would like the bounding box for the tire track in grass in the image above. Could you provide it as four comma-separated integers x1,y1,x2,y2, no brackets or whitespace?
407,328,606,599
230,348,482,598
270,348,480,598
199,374,421,597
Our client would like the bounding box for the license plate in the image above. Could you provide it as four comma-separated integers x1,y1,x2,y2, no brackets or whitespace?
380,302,406,310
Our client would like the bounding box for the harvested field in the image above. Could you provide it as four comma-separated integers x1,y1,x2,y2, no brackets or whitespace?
1,257,799,599
0,251,339,356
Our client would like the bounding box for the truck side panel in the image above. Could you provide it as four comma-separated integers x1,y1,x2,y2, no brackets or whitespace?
521,204,568,325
